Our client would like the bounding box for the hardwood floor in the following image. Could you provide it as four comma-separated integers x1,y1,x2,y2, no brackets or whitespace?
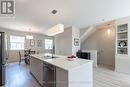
5,63,41,87
4,63,130,87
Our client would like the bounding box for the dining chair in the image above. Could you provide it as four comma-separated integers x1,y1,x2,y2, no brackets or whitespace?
28,50,36,65
18,51,25,65
18,51,22,65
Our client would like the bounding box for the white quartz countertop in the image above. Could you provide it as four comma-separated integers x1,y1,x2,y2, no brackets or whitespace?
31,53,93,71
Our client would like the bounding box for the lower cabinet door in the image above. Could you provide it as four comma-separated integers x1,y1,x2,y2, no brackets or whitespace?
30,57,43,85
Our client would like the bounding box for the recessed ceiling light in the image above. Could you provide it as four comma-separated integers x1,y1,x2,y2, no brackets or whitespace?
52,10,57,14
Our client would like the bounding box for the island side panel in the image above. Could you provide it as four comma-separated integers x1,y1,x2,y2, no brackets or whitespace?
30,57,43,85
69,62,93,87
56,67,68,87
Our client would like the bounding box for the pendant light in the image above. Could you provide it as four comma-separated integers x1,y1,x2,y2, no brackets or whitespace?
47,10,64,36
26,28,34,39
48,24,64,36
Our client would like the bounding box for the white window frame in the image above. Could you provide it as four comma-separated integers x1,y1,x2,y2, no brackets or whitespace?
45,39,53,49
10,35,25,50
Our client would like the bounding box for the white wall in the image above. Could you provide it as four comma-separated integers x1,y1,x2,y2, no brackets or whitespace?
81,27,115,67
72,26,80,55
0,27,53,63
55,26,80,56
55,27,72,56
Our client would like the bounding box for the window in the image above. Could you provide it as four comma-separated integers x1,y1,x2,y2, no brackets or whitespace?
45,39,53,49
10,35,25,50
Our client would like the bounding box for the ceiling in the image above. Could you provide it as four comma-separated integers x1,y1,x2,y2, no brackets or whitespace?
95,21,115,30
0,0,130,35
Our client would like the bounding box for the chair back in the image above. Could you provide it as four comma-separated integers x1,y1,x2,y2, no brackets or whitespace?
18,51,22,64
19,51,22,59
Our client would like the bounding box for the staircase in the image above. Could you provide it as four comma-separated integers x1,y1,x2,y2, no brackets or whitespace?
80,26,96,43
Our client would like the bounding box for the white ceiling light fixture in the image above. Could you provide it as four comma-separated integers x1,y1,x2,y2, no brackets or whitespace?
47,10,64,36
26,35,34,39
48,24,64,36
26,28,34,39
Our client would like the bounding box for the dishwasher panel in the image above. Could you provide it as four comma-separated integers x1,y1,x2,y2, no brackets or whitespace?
43,63,56,87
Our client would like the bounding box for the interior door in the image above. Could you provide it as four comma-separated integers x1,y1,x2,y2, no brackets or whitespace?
97,29,115,67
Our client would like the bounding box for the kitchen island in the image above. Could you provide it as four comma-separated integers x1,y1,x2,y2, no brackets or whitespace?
30,54,93,87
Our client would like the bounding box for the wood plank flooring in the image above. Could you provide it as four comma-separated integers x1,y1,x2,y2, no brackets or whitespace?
5,63,41,87
4,63,130,87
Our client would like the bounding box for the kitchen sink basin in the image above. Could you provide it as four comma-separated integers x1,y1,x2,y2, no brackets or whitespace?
52,56,58,58
44,56,58,59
